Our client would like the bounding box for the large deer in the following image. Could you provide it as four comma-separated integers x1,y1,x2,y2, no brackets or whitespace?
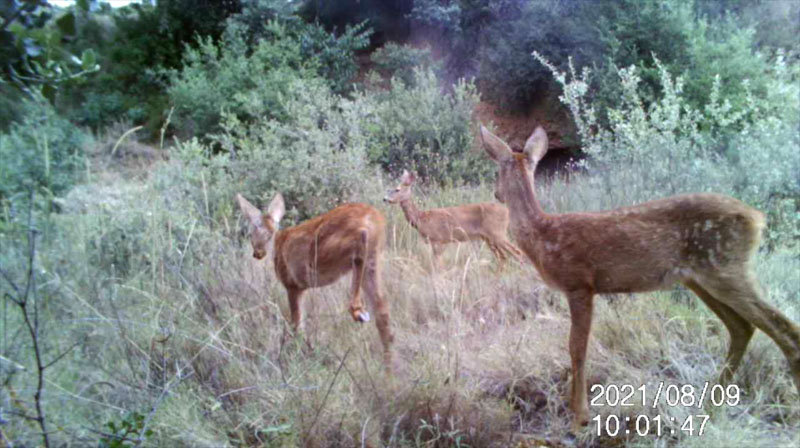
480,125,800,429
236,193,393,366
383,169,523,267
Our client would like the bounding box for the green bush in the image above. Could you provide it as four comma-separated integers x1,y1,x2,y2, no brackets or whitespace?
160,76,374,222
162,65,487,221
57,2,217,132
371,42,435,87
168,13,372,139
167,20,319,139
363,68,488,185
592,0,783,117
0,100,90,215
230,1,372,92
296,20,371,93
477,0,599,112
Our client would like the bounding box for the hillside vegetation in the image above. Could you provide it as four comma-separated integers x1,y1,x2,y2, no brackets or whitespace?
1,1,798,446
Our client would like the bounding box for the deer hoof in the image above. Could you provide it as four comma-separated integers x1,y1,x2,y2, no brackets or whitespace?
355,310,370,323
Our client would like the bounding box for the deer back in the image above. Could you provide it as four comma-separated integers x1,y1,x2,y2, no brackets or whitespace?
273,203,386,289
417,202,510,243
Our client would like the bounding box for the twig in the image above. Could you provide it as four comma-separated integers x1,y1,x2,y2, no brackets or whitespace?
5,190,51,447
42,338,84,370
217,385,258,400
0,268,21,298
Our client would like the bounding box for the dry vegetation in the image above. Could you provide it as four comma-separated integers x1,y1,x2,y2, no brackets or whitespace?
4,158,796,447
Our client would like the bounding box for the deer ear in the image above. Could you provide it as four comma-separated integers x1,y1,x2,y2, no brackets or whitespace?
236,193,263,227
523,126,548,165
480,125,512,162
401,170,416,185
266,193,285,224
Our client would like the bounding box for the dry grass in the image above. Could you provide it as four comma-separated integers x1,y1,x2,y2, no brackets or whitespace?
3,170,799,448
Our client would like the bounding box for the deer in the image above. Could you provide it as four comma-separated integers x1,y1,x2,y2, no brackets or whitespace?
236,193,393,367
479,125,800,430
383,169,524,268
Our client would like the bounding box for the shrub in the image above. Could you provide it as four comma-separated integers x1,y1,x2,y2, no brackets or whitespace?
160,76,375,222
535,50,800,247
168,13,373,139
0,100,90,215
477,0,600,112
230,2,372,93
167,20,319,139
296,20,372,93
363,67,488,185
592,0,782,116
371,42,435,87
59,1,237,133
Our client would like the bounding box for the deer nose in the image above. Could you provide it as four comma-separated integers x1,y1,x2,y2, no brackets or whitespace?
253,250,266,259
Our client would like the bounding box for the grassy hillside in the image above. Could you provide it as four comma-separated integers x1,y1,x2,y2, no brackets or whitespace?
2,1,798,446
2,144,798,446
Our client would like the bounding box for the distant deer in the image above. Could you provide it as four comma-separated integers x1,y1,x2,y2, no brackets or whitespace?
383,170,523,268
236,193,393,366
480,125,800,429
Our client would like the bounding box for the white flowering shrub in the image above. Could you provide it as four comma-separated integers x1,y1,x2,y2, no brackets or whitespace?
534,51,799,247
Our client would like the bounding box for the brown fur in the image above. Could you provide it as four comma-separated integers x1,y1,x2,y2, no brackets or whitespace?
236,194,393,367
480,125,800,430
384,170,523,267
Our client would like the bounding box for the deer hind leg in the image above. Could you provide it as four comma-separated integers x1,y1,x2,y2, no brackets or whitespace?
694,270,800,392
349,257,370,323
348,229,370,323
501,239,525,263
683,279,754,385
485,239,507,262
363,262,394,370
566,290,594,429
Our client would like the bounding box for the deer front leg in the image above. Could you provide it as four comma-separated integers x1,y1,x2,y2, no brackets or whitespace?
287,287,304,332
349,258,370,323
566,290,594,430
430,241,445,270
364,264,394,372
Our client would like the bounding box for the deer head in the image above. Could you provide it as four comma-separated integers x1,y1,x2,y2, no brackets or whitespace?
235,193,285,260
383,170,416,204
480,125,548,204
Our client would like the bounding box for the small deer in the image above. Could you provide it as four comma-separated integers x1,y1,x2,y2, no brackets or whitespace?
480,125,800,429
383,169,523,268
236,193,393,366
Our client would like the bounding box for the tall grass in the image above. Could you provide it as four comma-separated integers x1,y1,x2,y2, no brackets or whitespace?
2,152,798,446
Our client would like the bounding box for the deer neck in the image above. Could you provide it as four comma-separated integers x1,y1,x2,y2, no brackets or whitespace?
398,199,423,229
506,170,548,234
